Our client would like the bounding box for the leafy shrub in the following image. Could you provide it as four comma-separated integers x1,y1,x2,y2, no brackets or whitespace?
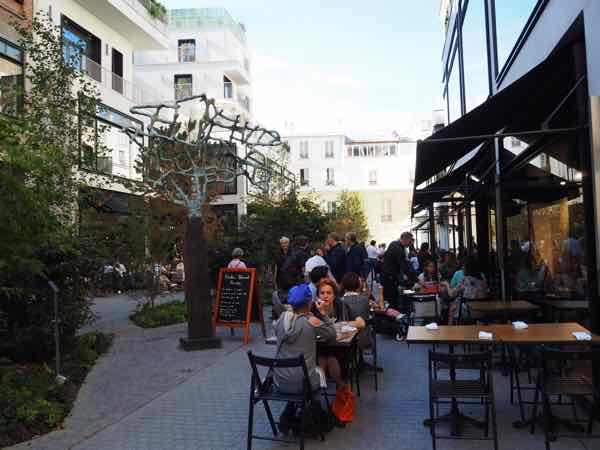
130,301,187,328
0,332,113,447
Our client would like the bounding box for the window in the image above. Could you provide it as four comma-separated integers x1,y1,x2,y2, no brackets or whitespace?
80,104,143,178
178,39,196,62
0,41,23,115
494,0,540,76
300,168,309,186
62,17,101,82
369,170,377,185
381,199,392,222
111,48,123,94
299,141,309,159
462,0,489,113
175,74,192,100
447,52,461,122
326,168,335,186
223,75,233,99
325,140,334,158
327,201,337,215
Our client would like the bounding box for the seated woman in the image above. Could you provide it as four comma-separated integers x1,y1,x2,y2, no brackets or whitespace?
441,256,488,324
312,279,365,390
339,272,371,348
417,260,440,292
274,284,336,394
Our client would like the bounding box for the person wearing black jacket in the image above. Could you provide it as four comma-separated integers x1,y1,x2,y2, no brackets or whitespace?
324,232,346,282
345,232,366,277
382,231,416,310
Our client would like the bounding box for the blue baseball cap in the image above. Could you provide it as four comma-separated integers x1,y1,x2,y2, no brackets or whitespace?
287,284,312,309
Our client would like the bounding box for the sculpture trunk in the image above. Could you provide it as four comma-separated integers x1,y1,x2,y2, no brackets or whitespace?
180,215,221,350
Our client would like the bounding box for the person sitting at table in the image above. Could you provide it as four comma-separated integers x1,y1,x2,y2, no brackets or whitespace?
312,279,365,390
516,251,547,292
418,260,439,290
441,256,488,324
274,284,336,394
308,265,331,302
340,272,370,345
227,248,247,269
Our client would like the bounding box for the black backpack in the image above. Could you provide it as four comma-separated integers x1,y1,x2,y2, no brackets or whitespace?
280,399,334,438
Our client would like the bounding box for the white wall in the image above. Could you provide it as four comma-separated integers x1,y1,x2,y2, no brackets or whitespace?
285,134,416,243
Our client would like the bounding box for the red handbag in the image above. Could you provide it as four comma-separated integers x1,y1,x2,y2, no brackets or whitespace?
331,384,355,423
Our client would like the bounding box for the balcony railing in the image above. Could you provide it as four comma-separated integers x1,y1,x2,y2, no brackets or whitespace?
80,55,165,104
175,82,193,100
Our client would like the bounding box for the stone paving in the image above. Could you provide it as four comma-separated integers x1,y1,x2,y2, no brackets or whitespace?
10,293,596,450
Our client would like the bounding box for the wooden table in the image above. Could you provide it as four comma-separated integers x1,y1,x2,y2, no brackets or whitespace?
406,324,498,344
491,322,594,344
532,299,590,322
467,300,540,322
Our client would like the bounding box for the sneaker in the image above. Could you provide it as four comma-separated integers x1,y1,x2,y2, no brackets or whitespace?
265,336,277,345
395,333,405,342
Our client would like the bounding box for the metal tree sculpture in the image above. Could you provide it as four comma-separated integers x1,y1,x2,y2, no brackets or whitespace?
126,95,281,349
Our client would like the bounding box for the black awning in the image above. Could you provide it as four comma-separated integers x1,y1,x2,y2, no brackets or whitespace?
414,46,576,188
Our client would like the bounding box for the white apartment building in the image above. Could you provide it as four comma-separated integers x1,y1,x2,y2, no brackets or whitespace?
285,131,425,244
134,8,254,223
36,0,169,184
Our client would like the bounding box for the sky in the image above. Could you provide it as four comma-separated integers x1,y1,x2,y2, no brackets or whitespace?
163,0,445,136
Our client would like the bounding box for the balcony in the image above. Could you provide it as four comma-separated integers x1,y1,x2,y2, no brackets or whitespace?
72,0,169,49
81,55,166,105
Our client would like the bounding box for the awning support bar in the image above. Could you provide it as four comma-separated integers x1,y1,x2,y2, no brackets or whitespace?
418,125,587,145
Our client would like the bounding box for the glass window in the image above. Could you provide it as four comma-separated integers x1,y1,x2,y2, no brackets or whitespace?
381,199,392,222
299,141,309,159
505,135,589,301
178,39,196,62
174,74,192,100
369,170,377,185
223,75,233,99
325,140,334,158
447,54,461,122
462,0,489,113
326,168,335,185
0,57,23,115
494,0,539,74
62,17,101,82
327,201,337,215
300,168,309,186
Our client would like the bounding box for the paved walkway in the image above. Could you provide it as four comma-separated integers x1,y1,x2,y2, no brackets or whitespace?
10,293,595,450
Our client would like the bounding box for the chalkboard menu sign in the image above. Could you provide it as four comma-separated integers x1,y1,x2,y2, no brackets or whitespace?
213,268,266,344
217,270,252,323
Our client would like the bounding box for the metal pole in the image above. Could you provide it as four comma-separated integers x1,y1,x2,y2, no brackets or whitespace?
494,137,507,300
54,288,60,377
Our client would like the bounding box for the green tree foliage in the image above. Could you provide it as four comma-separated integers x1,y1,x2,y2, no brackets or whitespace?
329,191,370,242
229,193,331,279
0,14,104,362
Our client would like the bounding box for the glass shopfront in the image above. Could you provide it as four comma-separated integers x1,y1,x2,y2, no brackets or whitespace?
462,0,489,113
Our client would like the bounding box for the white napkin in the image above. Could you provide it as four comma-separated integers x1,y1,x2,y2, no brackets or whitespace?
572,331,592,341
425,323,439,331
478,331,493,340
512,321,528,330
341,325,357,333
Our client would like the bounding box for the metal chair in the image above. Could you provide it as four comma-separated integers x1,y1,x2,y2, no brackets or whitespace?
530,345,600,450
246,351,324,450
409,293,439,325
428,350,498,450
359,322,380,392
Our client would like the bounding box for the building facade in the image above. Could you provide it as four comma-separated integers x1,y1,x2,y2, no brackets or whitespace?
285,132,420,244
134,7,253,222
413,0,600,334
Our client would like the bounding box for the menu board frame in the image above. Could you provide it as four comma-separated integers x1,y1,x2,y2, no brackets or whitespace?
213,268,266,344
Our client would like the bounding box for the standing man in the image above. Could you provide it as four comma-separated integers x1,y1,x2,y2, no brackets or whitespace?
324,232,346,283
382,231,416,310
345,232,366,277
366,240,378,281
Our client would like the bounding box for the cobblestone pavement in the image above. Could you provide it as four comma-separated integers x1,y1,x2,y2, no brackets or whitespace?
10,295,596,450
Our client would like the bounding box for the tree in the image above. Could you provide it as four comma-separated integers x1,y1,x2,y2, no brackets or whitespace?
0,14,105,361
233,193,331,281
125,95,285,350
329,191,369,242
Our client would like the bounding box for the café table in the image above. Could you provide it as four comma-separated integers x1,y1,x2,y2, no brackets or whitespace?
531,299,589,322
317,323,361,395
407,323,599,435
492,322,598,430
467,300,540,323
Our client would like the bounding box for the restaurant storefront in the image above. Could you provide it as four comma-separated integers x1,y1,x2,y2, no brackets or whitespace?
413,18,598,334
